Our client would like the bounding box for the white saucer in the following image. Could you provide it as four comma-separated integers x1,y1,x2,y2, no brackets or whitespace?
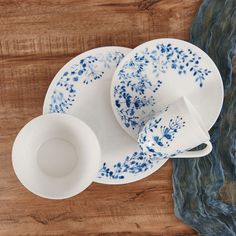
43,47,168,184
111,38,224,139
12,113,101,199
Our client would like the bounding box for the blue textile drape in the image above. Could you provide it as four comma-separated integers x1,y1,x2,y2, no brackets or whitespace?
172,0,236,235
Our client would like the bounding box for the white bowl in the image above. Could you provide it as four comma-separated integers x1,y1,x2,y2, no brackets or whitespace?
12,113,101,199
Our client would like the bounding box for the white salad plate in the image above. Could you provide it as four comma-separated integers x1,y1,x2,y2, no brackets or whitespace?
111,38,224,139
43,47,168,185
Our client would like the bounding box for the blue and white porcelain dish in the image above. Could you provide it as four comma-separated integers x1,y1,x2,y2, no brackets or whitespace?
111,38,224,139
138,97,212,159
43,47,168,184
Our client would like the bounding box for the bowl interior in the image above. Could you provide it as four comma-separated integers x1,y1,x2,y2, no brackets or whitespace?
12,114,101,199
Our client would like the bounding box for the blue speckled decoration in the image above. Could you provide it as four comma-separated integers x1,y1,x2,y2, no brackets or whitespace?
172,0,236,235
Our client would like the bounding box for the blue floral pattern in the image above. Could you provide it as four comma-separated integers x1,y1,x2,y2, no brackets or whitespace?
138,109,186,158
48,49,166,182
98,151,158,179
113,43,211,133
49,51,125,113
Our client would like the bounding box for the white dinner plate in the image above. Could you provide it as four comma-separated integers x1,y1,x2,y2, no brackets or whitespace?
43,47,168,184
111,39,224,139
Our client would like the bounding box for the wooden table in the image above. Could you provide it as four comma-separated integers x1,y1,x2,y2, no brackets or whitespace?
0,1,201,235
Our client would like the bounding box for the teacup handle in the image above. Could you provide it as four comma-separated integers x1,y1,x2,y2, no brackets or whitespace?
171,141,212,158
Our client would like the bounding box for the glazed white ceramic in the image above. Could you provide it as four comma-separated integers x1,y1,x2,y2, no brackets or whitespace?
43,47,168,184
138,97,212,158
12,113,101,199
111,38,224,139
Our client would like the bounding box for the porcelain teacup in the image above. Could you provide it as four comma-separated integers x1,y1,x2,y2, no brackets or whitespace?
138,97,212,158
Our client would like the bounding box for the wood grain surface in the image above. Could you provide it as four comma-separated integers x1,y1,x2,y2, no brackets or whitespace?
0,0,201,235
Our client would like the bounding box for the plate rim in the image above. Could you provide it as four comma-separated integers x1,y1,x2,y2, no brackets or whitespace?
43,46,132,114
